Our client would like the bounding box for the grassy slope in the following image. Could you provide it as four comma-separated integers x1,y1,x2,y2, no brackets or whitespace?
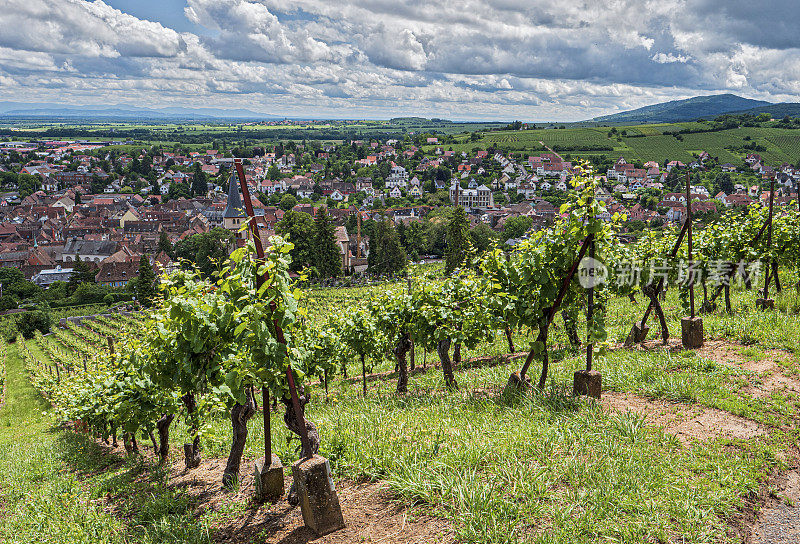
3,280,800,543
0,345,216,544
180,280,799,542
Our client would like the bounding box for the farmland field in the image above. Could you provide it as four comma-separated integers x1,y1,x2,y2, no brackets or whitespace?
7,118,800,167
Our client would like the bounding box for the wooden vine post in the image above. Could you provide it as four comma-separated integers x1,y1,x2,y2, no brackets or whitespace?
681,174,704,348
756,179,776,310
573,226,601,399
705,209,771,313
234,160,344,534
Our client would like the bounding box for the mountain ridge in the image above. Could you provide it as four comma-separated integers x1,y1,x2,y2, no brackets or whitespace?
588,94,774,124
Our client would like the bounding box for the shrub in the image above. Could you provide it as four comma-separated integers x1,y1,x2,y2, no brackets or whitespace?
16,310,52,339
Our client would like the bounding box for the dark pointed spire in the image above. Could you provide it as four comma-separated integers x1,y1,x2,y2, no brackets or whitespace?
223,172,246,219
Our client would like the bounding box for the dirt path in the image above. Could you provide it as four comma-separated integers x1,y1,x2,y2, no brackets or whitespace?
92,439,453,544
697,340,800,399
752,471,800,543
600,391,767,444
538,141,563,161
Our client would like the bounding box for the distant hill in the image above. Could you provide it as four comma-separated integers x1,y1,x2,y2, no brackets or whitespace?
0,102,284,121
589,94,772,124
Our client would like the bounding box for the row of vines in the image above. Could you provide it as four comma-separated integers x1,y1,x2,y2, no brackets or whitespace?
18,171,800,499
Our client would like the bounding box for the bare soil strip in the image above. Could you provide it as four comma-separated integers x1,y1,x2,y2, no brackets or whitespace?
601,391,767,444
95,440,452,544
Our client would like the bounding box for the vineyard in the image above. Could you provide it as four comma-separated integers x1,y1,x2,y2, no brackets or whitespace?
2,176,800,542
425,124,800,166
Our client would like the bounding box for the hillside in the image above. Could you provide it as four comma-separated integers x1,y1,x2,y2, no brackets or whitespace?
431,123,800,166
730,102,800,118
589,94,771,124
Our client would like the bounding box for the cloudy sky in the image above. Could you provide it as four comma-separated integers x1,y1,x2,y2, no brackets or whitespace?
1,0,799,121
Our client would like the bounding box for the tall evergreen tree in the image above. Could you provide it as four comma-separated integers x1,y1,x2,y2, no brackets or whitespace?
445,206,472,275
136,255,157,306
191,163,208,196
276,210,315,271
367,220,407,276
157,231,173,257
312,207,341,278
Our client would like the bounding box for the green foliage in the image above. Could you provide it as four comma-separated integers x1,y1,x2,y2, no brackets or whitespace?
215,238,309,402
5,280,40,301
71,283,111,305
173,228,234,279
17,308,51,339
191,163,208,196
157,231,173,256
135,255,157,307
279,194,297,211
367,220,407,276
501,215,533,242
445,207,472,275
68,257,96,290
276,210,315,271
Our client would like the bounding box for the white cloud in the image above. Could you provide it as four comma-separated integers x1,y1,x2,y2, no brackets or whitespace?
652,53,690,64
0,0,798,120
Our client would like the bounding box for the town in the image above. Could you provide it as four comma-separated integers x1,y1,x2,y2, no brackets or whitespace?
0,126,795,311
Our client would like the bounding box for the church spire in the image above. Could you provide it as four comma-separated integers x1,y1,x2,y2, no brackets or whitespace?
223,172,246,219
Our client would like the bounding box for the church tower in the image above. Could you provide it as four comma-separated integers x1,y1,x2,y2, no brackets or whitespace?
223,173,246,233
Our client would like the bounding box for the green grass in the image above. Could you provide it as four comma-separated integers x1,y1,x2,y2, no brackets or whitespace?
0,345,217,543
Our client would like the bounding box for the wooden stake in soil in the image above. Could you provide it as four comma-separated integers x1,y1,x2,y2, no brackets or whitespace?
574,236,601,399
682,173,703,348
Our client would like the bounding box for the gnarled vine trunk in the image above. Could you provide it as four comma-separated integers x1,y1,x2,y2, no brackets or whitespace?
282,389,321,506
181,392,201,469
156,413,174,463
562,311,580,348
535,324,550,390
361,354,367,396
773,262,782,293
222,388,256,488
519,322,548,387
393,332,412,393
148,430,158,455
123,432,139,455
724,284,732,314
437,338,457,389
504,326,515,353
641,284,669,343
